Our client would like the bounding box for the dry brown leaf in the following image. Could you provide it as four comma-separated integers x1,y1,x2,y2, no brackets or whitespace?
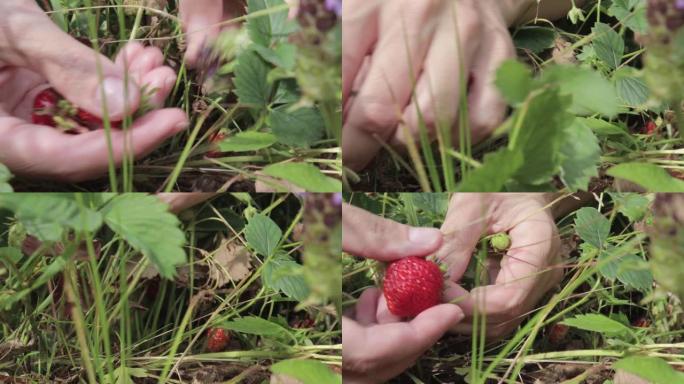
552,37,577,65
206,239,252,287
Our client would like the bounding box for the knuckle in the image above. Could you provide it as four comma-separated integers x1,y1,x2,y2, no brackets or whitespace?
355,101,398,136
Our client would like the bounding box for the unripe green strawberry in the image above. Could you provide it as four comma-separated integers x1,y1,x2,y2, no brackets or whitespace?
383,256,443,317
490,233,511,251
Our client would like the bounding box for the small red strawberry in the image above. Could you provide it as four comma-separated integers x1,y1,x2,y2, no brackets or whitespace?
76,108,122,129
547,323,569,344
31,88,60,127
383,256,444,317
206,131,226,158
206,327,230,352
644,121,657,135
632,317,650,328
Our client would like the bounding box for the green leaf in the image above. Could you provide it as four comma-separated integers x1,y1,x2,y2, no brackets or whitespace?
221,316,289,337
592,22,624,69
270,105,325,147
0,163,12,192
253,43,297,70
614,67,649,107
574,207,610,249
608,0,648,34
0,194,102,242
271,359,342,384
510,87,574,185
262,162,341,192
559,118,600,191
102,194,186,279
234,51,271,108
599,250,653,292
246,0,297,46
457,149,524,192
513,26,557,54
607,163,684,192
402,193,449,217
541,65,620,117
561,313,631,334
609,193,651,222
244,213,282,257
218,131,277,152
495,60,533,105
582,117,630,137
613,356,684,384
262,253,310,300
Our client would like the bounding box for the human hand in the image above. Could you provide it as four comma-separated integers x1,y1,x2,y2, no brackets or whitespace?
179,0,297,68
342,203,464,383
158,193,216,214
343,288,463,384
436,193,563,338
342,0,527,171
0,1,187,182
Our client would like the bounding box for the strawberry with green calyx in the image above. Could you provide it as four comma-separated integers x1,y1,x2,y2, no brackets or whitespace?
31,85,158,132
383,256,444,318
490,232,511,252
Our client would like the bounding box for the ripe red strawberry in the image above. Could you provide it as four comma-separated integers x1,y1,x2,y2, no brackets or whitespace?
31,88,59,127
632,317,650,328
547,323,569,344
206,131,226,158
644,121,657,135
76,109,122,128
383,256,443,317
32,87,122,130
206,328,230,352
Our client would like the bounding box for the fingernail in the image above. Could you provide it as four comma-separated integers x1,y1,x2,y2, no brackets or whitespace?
97,77,139,117
408,227,441,246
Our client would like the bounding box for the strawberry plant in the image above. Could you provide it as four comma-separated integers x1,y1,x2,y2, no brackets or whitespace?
354,0,684,194
2,0,341,193
344,192,684,383
0,193,341,383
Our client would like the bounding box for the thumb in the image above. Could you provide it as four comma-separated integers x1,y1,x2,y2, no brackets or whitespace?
2,3,140,120
342,204,443,261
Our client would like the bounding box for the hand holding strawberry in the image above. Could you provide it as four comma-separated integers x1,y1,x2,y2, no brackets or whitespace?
0,1,187,182
436,194,562,339
342,204,464,384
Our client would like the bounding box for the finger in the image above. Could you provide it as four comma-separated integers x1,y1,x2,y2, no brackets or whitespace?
355,288,381,326
158,193,216,214
127,46,165,81
375,304,464,362
460,211,558,318
342,0,442,171
342,204,443,261
375,293,401,324
114,41,146,71
1,4,140,120
180,0,224,68
467,30,515,143
1,109,187,182
342,0,378,104
140,66,178,108
392,1,482,147
436,194,490,281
